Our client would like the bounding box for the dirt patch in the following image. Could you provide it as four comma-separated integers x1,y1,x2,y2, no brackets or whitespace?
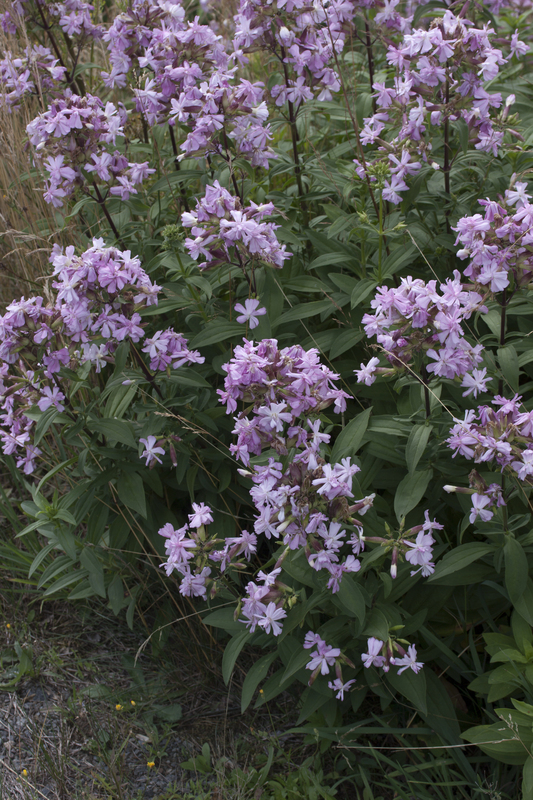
0,590,306,800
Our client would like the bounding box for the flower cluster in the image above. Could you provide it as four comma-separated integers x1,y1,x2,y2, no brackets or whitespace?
361,636,424,675
102,0,275,167
3,0,102,39
356,272,488,391
26,93,155,206
218,339,369,596
233,0,361,105
182,181,290,270
159,503,214,598
303,631,424,699
0,240,201,474
362,511,442,578
141,329,204,371
445,394,533,522
0,46,66,109
453,178,533,292
355,11,524,204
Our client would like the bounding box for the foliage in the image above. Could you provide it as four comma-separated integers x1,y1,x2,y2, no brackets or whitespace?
3,0,533,796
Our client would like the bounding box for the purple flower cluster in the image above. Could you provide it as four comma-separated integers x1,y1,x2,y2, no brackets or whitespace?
217,338,373,601
356,273,488,391
218,338,349,436
363,510,442,579
0,239,200,474
154,338,435,689
101,0,275,167
26,93,155,206
141,329,205,371
446,394,533,522
157,502,289,631
181,181,290,270
3,0,102,39
355,12,523,204
0,45,66,109
233,0,364,105
303,630,424,698
361,636,424,675
453,178,533,292
159,503,214,598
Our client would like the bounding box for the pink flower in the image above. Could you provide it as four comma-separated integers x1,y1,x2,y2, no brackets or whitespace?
234,298,267,329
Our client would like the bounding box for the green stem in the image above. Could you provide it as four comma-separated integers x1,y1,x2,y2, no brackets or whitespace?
91,183,125,247
498,287,507,395
378,191,384,283
168,125,190,213
279,46,308,227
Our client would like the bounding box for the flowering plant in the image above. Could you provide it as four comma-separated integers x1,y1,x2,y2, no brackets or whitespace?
3,0,533,792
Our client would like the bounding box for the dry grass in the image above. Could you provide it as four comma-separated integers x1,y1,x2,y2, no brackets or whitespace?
0,8,81,308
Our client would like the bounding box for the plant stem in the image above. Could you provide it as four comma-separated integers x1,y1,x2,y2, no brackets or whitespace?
60,29,86,95
365,19,376,113
131,344,163,399
168,125,190,213
222,128,243,204
34,1,82,94
498,287,507,395
378,191,384,283
91,182,125,247
279,46,308,226
443,73,451,235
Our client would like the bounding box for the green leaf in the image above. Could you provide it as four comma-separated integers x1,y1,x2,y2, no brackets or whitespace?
394,470,432,522
68,579,96,600
380,245,417,279
331,407,372,462
222,631,251,684
332,575,366,623
88,418,137,449
66,195,93,218
428,543,495,582
42,568,87,596
523,756,533,800
512,611,533,655
105,383,138,419
504,537,529,605
513,579,533,627
498,345,520,393
276,300,333,327
461,722,530,765
329,329,364,360
297,687,332,725
363,608,390,641
33,407,60,446
351,279,377,309
149,170,201,194
202,607,244,633
116,472,147,518
309,252,353,270
387,667,427,716
108,574,124,615
86,502,109,546
80,547,106,598
28,543,56,578
189,321,242,349
279,646,310,687
55,527,78,561
405,424,433,473
36,458,77,495
241,652,278,712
